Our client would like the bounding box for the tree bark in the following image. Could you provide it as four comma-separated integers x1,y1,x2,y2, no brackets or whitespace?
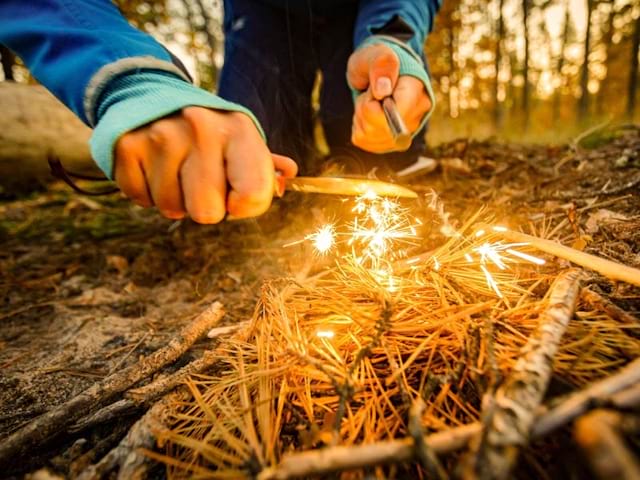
553,2,570,125
627,12,640,120
596,4,617,116
494,0,505,130
578,0,594,121
522,0,530,132
0,82,98,193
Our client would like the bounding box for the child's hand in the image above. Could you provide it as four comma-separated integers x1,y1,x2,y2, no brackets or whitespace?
347,43,432,152
112,106,298,224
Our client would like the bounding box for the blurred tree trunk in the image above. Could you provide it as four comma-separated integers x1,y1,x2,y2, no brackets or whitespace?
522,0,530,132
494,0,504,129
193,0,219,85
448,15,458,118
596,4,616,117
553,2,570,125
1,45,15,82
578,0,593,121
0,83,96,192
627,13,640,120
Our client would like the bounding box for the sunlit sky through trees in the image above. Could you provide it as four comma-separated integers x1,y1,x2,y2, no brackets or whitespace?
1,0,638,143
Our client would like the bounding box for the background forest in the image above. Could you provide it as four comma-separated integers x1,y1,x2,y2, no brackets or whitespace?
1,0,639,145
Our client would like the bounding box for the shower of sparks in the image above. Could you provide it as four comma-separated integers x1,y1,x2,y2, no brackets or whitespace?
286,192,546,300
348,191,422,269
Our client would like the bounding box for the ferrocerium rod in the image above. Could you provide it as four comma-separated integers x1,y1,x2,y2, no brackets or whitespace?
382,96,412,150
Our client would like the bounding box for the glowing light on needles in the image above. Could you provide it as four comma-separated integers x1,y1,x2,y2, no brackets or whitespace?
432,257,441,271
506,248,546,265
316,330,335,339
471,234,546,298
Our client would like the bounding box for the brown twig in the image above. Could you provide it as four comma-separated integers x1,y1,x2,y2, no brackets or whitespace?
256,424,481,480
574,410,640,480
469,269,584,480
77,391,183,480
408,399,449,480
72,319,252,433
0,302,224,467
580,287,639,325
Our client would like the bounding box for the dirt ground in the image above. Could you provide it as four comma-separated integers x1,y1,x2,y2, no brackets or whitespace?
1,125,639,478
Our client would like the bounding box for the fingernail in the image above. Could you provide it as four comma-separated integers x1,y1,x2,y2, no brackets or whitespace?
375,77,392,98
164,211,185,220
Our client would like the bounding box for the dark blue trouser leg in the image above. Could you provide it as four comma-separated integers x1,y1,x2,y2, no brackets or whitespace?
218,0,428,175
218,0,317,163
314,5,427,174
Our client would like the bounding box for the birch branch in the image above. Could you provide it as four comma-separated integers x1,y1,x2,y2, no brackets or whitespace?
468,269,584,480
533,356,640,436
257,424,481,480
0,302,224,467
580,287,639,324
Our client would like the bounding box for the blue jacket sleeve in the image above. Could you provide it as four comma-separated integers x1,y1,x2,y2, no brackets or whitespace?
0,0,189,126
354,0,442,55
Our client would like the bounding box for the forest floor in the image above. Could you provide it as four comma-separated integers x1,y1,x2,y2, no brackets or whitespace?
1,126,639,479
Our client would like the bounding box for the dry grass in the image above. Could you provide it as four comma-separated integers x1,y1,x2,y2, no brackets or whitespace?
152,205,640,479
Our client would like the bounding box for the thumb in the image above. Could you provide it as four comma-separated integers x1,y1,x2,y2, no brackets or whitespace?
347,43,400,100
272,153,298,197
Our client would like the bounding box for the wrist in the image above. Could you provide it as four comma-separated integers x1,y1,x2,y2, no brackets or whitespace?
90,71,264,179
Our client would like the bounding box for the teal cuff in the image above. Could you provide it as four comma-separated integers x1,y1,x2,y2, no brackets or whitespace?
349,35,436,145
89,71,264,179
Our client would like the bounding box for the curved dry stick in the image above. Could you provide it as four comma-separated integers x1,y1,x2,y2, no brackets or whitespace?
257,424,480,480
533,356,640,436
0,302,225,468
483,225,640,287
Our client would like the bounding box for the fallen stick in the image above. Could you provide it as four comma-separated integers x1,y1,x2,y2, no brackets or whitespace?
71,321,252,433
0,302,224,467
609,383,640,409
68,423,132,478
484,225,640,287
256,355,639,479
257,424,481,480
532,356,640,436
580,287,639,324
71,350,225,433
574,410,640,480
77,391,183,480
467,269,584,480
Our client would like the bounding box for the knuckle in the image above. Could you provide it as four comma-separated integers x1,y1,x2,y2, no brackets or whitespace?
115,134,138,160
228,111,255,135
148,120,177,147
